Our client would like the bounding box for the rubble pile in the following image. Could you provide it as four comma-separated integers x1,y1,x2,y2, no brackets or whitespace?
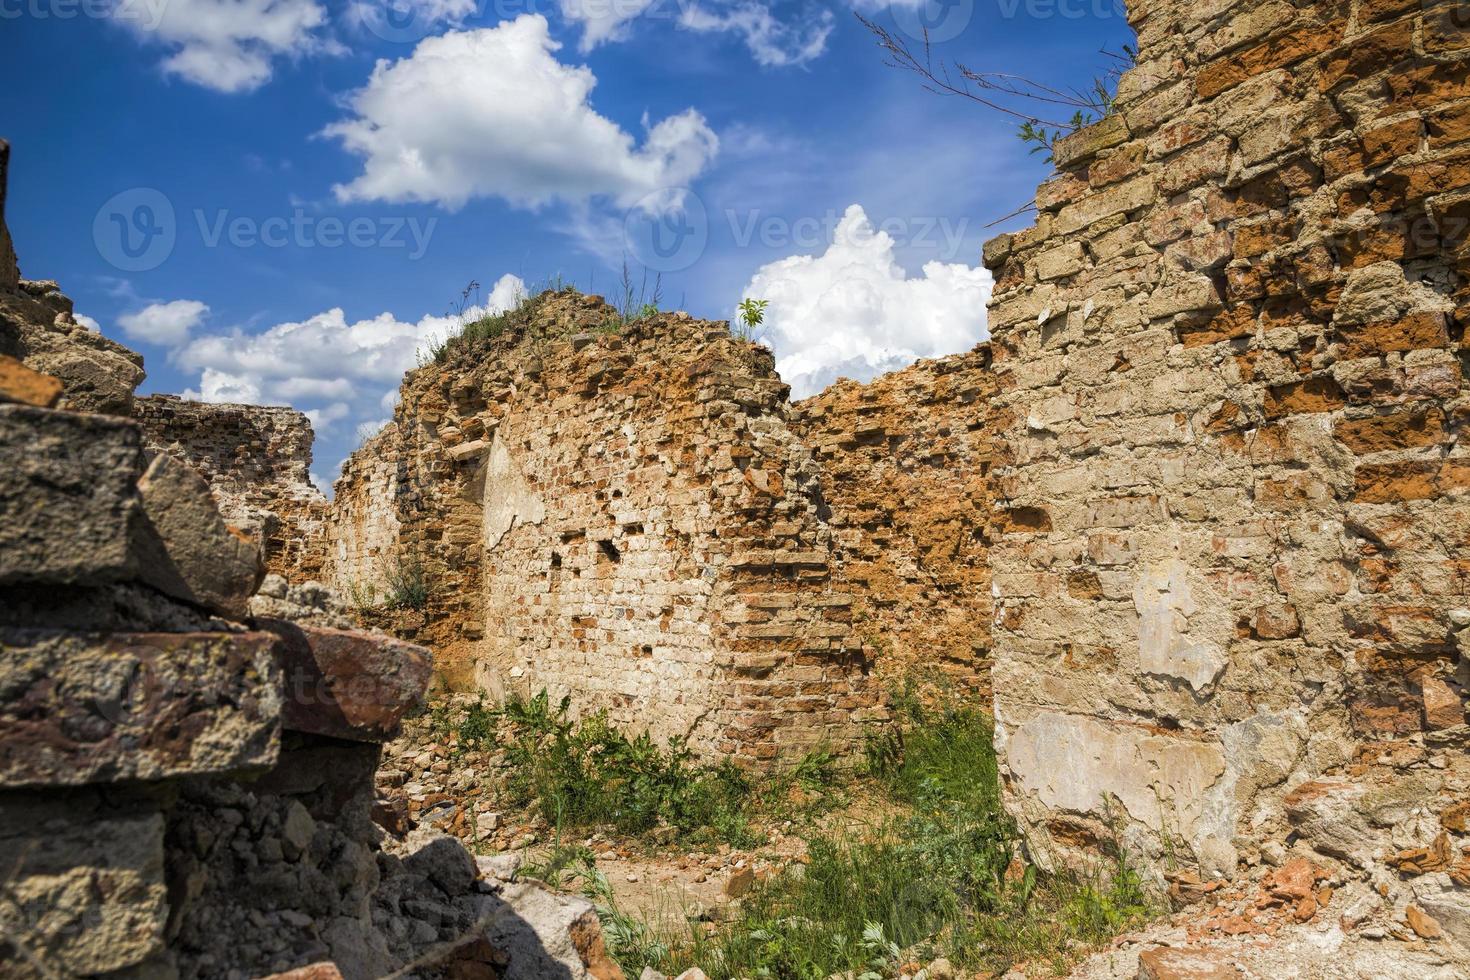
0,144,625,980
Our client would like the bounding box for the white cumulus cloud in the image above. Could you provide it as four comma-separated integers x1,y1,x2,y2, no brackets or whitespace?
559,0,659,50
739,204,992,399
118,299,209,347
323,16,718,212
111,0,329,93
678,3,833,67
176,273,525,442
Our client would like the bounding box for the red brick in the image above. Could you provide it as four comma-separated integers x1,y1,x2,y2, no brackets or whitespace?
1318,21,1414,92
1425,1,1470,55
1334,409,1445,453
1428,103,1470,149
1353,460,1441,502
1265,376,1347,418
1198,24,1342,99
1338,312,1449,357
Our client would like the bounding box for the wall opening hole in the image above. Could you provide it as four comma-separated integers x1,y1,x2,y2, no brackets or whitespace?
597,540,622,563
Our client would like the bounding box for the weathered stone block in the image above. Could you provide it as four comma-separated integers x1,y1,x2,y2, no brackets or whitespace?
1053,113,1130,170
0,629,282,787
258,618,431,742
0,793,168,976
135,452,265,619
0,404,144,586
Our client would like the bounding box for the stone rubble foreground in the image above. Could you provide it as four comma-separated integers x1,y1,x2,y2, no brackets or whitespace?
0,139,626,980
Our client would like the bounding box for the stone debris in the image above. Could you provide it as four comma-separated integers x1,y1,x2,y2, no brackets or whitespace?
0,166,624,980
249,573,358,629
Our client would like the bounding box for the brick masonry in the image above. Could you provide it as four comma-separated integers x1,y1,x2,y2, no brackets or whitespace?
789,346,997,694
983,0,1470,886
325,292,887,764
134,394,329,581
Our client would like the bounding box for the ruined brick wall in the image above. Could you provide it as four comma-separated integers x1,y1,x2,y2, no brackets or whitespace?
326,292,881,764
984,0,1470,889
134,394,329,581
789,347,997,693
328,434,402,594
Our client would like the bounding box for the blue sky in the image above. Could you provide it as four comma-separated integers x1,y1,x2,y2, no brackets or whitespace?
1,0,1131,487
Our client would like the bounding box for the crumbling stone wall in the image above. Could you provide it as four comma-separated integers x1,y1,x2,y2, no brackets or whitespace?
328,438,405,606
0,144,143,419
0,185,601,979
327,293,882,763
789,347,997,692
983,0,1470,908
134,394,329,581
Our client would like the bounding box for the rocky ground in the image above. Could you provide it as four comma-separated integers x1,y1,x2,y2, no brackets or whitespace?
365,693,1470,979
371,694,837,929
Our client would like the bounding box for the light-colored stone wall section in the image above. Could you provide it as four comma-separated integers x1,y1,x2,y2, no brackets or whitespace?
325,292,883,764
790,346,997,693
133,394,329,581
984,0,1470,886
327,429,403,600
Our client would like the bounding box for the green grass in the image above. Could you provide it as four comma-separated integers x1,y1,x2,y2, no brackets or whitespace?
382,556,431,610
584,684,1156,979
496,690,759,844
417,684,1156,977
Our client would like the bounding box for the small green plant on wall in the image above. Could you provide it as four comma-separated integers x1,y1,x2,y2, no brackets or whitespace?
735,297,768,342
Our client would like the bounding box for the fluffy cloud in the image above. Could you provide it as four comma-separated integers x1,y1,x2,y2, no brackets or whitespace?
176,273,525,442
111,0,328,93
559,0,831,64
678,3,833,67
118,299,210,346
740,205,992,398
324,16,718,212
559,0,658,50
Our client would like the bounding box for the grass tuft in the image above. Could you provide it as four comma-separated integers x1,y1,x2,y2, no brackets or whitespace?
496,690,756,844
592,682,1157,978
382,556,431,610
